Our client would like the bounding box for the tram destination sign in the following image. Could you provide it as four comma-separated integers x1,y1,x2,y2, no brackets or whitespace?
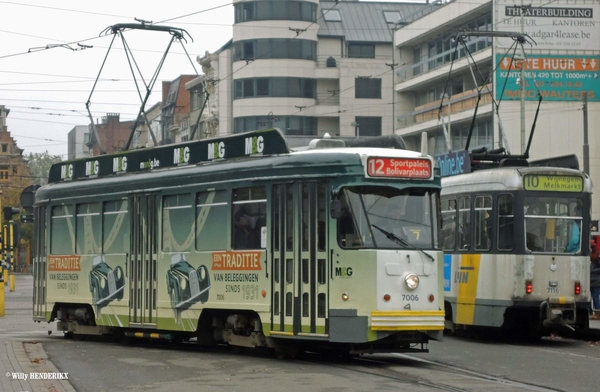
49,128,290,183
523,174,583,192
366,157,432,179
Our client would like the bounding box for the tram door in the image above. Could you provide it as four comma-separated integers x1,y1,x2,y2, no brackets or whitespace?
129,194,158,327
33,205,47,320
271,182,329,337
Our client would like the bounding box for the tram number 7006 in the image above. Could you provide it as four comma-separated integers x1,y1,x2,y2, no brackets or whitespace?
402,295,419,301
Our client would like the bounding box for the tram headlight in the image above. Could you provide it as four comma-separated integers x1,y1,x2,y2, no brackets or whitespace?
403,273,419,290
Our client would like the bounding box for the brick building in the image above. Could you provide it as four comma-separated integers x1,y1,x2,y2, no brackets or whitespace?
0,105,33,203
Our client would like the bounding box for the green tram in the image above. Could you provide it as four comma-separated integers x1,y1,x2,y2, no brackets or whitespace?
33,129,444,355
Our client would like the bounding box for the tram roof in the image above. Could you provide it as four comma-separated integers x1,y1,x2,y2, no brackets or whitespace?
41,129,438,200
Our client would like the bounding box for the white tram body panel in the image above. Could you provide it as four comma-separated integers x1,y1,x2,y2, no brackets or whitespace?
441,166,592,333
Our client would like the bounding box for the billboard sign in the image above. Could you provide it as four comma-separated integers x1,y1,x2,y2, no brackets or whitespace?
495,55,600,102
494,0,599,51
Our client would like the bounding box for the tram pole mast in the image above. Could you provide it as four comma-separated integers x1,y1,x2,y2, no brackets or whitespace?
519,0,526,155
583,92,589,175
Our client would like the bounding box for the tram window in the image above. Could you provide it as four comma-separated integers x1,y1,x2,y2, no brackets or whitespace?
336,186,434,249
162,194,193,252
497,194,514,251
441,198,457,251
317,184,327,252
50,205,74,255
232,186,266,250
196,190,228,251
103,200,129,254
76,203,101,255
474,195,492,251
458,196,471,250
301,184,309,252
524,197,582,253
285,185,293,251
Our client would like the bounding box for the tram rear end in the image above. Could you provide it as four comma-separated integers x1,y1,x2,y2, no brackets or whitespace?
441,167,593,336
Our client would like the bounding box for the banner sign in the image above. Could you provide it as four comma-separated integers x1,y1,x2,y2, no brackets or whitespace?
495,55,600,102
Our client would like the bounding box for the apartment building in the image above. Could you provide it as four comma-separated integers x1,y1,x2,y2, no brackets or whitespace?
392,0,600,218
190,0,432,148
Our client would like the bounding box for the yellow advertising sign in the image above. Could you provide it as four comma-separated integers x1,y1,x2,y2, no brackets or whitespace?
523,175,583,192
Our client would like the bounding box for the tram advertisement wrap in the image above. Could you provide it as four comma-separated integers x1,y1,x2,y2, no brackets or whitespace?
211,251,263,302
48,255,82,297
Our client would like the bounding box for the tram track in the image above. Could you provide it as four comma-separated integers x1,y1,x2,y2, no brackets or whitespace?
317,353,566,392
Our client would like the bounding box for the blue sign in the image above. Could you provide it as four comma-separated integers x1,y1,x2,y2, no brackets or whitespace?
435,150,471,177
443,254,452,292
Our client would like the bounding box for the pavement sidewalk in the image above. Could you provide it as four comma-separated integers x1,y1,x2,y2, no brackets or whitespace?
0,273,75,392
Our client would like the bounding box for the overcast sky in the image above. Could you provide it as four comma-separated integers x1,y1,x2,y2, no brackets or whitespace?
0,0,404,158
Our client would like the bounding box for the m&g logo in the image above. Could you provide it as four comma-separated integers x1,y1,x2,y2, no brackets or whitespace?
112,156,127,174
85,160,99,177
173,146,190,165
208,142,225,160
60,164,73,180
245,136,264,155
335,267,353,277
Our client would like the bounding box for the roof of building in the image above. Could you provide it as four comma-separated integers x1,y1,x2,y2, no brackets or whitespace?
318,1,430,43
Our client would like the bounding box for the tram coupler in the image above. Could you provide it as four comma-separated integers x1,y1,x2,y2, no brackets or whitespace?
540,297,576,331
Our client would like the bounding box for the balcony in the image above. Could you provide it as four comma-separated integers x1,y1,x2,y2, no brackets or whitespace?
396,84,493,129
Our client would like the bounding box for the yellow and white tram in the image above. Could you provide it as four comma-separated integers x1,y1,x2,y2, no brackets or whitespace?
440,155,593,336
32,129,445,355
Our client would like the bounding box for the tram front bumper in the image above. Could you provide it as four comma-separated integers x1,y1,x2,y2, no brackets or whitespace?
370,310,445,331
541,296,576,328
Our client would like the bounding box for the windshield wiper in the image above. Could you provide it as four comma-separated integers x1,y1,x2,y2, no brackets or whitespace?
371,224,434,261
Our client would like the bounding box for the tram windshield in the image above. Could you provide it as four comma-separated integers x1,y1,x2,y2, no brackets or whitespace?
336,186,438,249
524,196,583,253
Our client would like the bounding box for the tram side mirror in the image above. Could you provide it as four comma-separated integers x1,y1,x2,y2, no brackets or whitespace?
330,200,342,219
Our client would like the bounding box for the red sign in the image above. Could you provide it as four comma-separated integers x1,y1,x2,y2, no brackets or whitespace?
48,255,81,271
367,157,432,179
211,251,262,270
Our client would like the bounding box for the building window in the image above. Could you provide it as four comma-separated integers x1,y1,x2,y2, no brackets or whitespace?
323,9,341,22
234,78,316,99
354,117,382,137
234,39,316,62
1,144,7,153
412,14,492,76
355,78,381,99
0,166,8,181
234,116,318,136
235,1,317,23
383,11,401,24
181,118,190,142
348,44,375,59
190,85,205,111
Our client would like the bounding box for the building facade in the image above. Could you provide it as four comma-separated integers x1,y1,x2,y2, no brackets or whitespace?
67,125,92,160
392,0,600,219
190,0,431,148
0,105,33,201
